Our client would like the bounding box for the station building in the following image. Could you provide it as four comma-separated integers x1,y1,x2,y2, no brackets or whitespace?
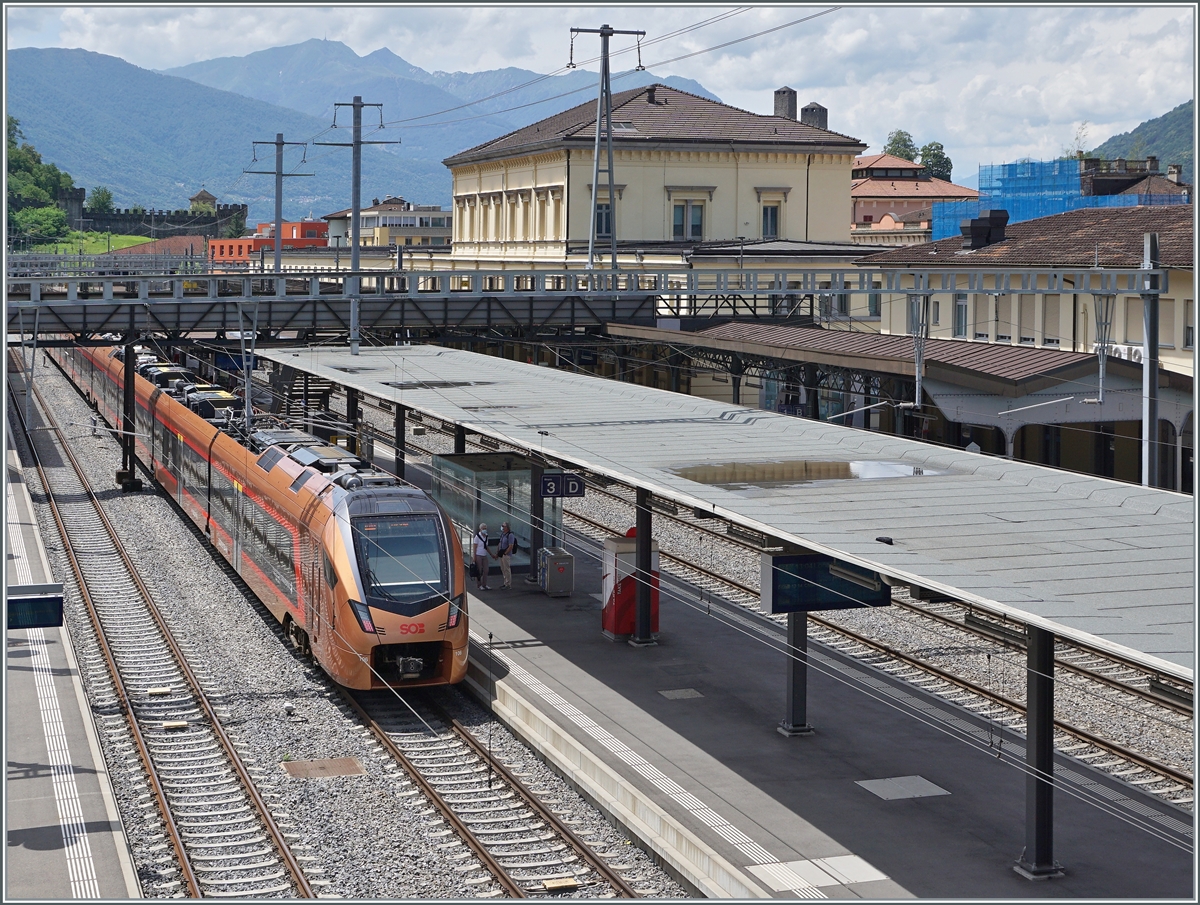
410,85,865,271
208,219,328,266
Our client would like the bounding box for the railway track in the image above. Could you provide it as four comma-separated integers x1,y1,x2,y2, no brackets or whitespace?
10,367,317,899
371,410,1192,805
342,687,640,898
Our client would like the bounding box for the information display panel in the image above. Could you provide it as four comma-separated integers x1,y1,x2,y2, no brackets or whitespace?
760,553,890,614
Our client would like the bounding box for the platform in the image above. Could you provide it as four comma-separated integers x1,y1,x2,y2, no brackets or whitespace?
6,446,141,899
453,530,1193,899
263,344,1193,680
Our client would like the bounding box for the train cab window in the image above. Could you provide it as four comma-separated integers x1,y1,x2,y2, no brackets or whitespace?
257,448,285,472
351,515,446,612
323,553,339,590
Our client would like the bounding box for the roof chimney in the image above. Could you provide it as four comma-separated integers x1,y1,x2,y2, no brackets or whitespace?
960,209,1009,250
1167,163,1182,183
800,101,828,131
774,86,797,120
1146,155,1158,172
647,86,656,105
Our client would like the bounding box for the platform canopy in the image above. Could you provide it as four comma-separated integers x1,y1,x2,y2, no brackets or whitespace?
262,344,1194,679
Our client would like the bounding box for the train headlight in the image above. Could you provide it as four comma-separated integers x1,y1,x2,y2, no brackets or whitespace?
446,594,465,629
349,599,376,634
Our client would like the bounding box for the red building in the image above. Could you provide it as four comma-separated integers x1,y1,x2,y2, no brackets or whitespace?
209,220,328,266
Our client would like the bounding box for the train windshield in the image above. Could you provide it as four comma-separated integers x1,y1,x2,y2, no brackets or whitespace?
352,515,447,609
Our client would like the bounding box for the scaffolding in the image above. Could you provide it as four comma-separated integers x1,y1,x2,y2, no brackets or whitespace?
932,158,1189,240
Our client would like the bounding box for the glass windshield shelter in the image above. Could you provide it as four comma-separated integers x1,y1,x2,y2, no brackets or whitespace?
352,515,447,610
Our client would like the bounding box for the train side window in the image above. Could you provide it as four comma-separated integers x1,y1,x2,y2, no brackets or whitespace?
324,553,339,590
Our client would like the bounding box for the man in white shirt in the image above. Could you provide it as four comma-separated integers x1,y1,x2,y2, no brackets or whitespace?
473,524,491,590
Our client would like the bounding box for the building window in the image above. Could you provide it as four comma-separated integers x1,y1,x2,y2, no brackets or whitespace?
869,282,881,317
1042,294,1060,345
1186,300,1194,349
862,214,873,223
673,202,703,240
932,299,940,326
954,293,968,337
237,244,243,256
906,295,929,335
291,227,297,238
762,204,779,240
1159,298,1175,347
1018,294,1036,343
595,203,612,239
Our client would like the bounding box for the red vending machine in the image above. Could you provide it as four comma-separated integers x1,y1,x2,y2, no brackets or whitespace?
602,529,660,640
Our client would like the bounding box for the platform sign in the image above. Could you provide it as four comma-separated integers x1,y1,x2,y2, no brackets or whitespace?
7,584,65,629
539,473,585,498
760,553,890,615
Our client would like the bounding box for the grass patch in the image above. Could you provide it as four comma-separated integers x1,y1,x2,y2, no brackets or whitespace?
30,230,157,254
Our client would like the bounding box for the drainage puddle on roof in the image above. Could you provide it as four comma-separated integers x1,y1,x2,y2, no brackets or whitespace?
670,459,943,489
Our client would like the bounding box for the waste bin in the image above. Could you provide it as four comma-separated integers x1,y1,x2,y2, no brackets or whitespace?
601,534,659,640
538,547,574,597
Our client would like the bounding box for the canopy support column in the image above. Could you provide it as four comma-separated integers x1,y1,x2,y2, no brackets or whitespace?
1015,625,1063,880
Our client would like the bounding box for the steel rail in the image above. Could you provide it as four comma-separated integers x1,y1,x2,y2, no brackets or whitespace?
559,506,1195,790
7,371,201,898
336,687,526,898
18,366,315,898
891,598,1193,717
421,697,640,898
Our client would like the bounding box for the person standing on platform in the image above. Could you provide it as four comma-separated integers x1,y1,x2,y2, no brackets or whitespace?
497,522,517,589
473,524,491,590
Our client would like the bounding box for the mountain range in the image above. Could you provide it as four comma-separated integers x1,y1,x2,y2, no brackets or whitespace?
1089,100,1193,186
7,41,716,223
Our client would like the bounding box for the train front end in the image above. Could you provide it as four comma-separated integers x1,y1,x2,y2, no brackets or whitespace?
324,487,469,690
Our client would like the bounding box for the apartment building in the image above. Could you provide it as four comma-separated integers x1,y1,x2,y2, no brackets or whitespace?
324,196,453,248
850,153,978,245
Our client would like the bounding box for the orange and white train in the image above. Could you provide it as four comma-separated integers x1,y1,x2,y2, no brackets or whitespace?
52,343,468,689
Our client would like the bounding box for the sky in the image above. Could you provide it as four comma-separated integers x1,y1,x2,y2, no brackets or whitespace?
6,4,1196,183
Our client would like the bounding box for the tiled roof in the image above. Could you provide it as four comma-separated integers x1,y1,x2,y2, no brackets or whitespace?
694,321,1127,388
444,84,864,166
850,177,979,199
109,235,209,255
854,153,921,169
1118,174,1192,196
857,204,1193,269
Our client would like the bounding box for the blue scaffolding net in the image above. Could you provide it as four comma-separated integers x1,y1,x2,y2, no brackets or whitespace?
932,159,1189,240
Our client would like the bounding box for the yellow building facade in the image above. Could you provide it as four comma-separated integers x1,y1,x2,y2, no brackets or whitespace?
427,85,865,271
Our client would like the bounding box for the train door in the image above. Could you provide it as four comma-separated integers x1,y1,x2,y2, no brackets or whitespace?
302,529,321,651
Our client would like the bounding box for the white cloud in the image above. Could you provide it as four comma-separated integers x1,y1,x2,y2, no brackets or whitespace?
6,4,1194,180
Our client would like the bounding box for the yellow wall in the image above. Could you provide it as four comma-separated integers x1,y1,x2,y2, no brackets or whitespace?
446,146,856,268
860,266,1195,377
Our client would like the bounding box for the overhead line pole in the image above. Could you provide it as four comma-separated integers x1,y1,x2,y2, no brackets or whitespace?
244,134,313,273
573,24,645,273
317,97,399,355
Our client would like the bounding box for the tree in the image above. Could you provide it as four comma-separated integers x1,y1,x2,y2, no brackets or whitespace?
86,185,115,214
1059,120,1090,159
12,205,69,239
883,129,919,163
918,142,953,181
7,115,74,214
223,209,246,239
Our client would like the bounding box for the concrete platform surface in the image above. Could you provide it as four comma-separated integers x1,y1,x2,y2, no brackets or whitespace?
458,530,1194,900
6,445,141,899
